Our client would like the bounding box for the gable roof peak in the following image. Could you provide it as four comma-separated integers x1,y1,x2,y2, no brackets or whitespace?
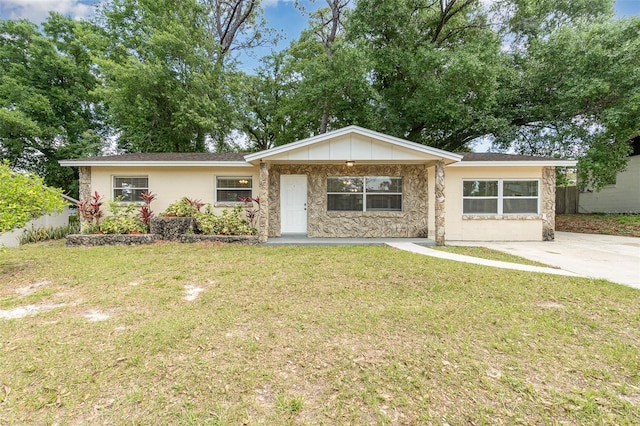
245,126,463,164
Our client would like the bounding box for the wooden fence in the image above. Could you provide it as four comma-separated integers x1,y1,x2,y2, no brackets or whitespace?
556,186,579,214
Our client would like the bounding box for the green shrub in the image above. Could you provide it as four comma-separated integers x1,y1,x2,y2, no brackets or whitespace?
19,222,81,244
0,160,66,233
195,206,256,235
81,198,147,234
195,212,221,234
99,215,147,234
161,197,205,217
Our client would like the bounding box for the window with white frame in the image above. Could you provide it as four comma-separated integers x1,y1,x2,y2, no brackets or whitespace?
216,176,252,202
327,176,402,212
463,180,539,215
113,176,148,202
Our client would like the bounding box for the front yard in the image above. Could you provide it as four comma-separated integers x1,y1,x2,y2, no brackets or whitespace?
1,241,639,424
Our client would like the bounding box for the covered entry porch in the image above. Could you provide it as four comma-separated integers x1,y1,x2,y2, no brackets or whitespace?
245,126,462,245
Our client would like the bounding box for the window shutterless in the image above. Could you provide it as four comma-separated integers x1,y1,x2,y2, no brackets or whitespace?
327,176,402,212
502,180,539,214
113,176,149,202
463,180,539,215
216,177,252,202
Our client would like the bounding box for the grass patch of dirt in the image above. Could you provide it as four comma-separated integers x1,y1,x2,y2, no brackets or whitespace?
1,241,639,424
556,214,640,237
434,246,555,268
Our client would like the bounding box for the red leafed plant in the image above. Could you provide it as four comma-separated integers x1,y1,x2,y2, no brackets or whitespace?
140,191,157,205
238,196,261,229
186,197,205,212
77,191,104,229
138,191,156,231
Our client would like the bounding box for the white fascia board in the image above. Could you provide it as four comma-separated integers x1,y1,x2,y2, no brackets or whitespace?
448,160,578,167
245,125,463,163
58,160,253,167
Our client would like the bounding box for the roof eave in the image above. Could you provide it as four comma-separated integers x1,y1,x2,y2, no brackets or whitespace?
58,160,253,167
450,160,578,167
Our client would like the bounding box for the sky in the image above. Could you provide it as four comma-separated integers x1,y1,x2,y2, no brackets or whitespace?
1,0,639,70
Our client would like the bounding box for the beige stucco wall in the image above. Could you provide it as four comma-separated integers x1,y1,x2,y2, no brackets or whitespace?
579,155,640,213
89,166,259,214
84,163,556,241
268,164,429,238
442,165,548,241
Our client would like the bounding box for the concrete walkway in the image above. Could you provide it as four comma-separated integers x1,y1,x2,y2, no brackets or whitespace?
265,234,436,246
386,242,580,277
447,232,640,289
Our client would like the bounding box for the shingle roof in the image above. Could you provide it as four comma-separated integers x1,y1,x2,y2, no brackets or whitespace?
61,150,574,165
65,152,248,162
461,152,563,162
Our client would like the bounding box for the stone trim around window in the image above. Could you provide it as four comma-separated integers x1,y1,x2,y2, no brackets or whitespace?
326,211,406,218
462,214,543,220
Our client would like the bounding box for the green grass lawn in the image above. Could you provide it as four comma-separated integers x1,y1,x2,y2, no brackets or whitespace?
434,246,556,268
1,241,639,424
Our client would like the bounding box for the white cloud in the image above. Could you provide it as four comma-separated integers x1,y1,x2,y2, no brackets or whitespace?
262,0,294,8
0,0,97,23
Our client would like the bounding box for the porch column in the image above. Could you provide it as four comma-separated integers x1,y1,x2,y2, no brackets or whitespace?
435,160,446,246
78,166,91,232
258,162,269,243
542,166,556,241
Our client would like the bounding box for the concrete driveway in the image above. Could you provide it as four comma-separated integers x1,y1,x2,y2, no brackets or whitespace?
449,232,640,289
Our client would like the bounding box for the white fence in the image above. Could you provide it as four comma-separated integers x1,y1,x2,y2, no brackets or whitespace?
0,207,72,248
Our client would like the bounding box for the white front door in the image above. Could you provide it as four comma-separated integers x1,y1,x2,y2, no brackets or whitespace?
281,174,307,234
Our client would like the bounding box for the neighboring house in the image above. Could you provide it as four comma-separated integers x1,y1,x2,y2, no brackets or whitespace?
59,126,576,244
579,137,640,214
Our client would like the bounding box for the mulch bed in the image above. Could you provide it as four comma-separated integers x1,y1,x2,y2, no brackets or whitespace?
555,214,640,238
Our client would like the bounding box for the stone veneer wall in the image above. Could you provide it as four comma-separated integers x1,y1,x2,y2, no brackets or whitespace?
268,164,429,238
542,166,556,241
79,166,91,201
434,161,445,246
67,234,158,246
78,166,92,231
258,162,269,243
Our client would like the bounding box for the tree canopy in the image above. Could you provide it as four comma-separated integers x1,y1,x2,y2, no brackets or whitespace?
0,0,638,190
0,14,101,196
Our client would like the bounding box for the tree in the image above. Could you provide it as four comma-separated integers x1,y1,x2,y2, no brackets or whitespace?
489,6,639,189
237,53,293,151
204,0,272,63
287,0,376,134
95,0,220,152
0,14,102,196
239,0,375,150
95,0,271,153
349,0,507,149
346,0,639,189
0,161,67,233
